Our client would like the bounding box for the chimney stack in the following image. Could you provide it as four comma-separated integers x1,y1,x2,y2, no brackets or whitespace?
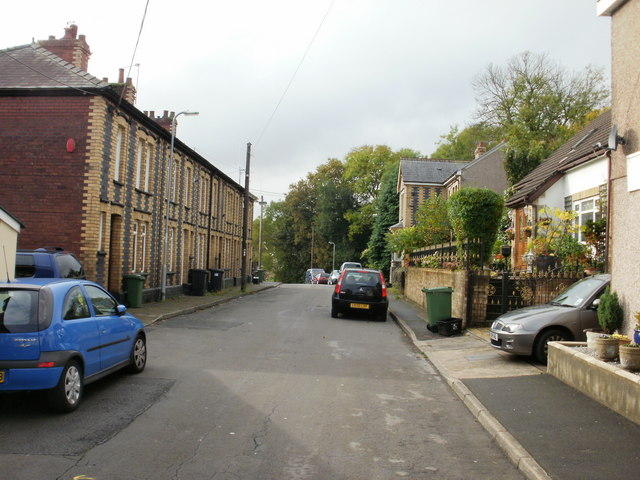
38,24,91,71
474,142,487,159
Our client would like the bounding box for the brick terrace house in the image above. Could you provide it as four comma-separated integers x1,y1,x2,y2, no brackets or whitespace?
0,25,253,301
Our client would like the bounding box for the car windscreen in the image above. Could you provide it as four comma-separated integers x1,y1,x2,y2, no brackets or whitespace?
0,288,53,333
550,278,605,307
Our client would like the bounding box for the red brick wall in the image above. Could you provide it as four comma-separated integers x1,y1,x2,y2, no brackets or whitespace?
0,96,90,254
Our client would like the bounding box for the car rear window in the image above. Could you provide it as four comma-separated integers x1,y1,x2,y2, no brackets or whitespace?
0,288,53,333
342,271,381,287
56,254,85,279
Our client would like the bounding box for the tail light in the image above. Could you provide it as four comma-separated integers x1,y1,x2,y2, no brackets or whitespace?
380,273,387,298
334,271,345,294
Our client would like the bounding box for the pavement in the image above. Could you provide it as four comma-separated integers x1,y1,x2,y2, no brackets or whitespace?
129,283,640,480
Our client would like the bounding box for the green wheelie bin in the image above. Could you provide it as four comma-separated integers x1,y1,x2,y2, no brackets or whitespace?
422,286,453,332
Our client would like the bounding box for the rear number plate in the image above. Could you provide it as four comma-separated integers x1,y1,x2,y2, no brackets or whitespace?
0,370,4,383
350,303,369,310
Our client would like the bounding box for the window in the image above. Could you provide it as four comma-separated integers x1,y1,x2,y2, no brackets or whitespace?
168,227,175,271
132,221,147,272
84,285,118,316
135,139,143,189
115,126,124,182
132,221,139,271
573,196,601,243
184,167,192,205
144,144,152,191
55,254,85,278
171,160,179,202
0,290,39,332
98,212,106,251
139,222,147,272
62,286,90,320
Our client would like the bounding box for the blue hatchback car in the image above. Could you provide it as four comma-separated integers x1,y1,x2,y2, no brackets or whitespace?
0,278,146,412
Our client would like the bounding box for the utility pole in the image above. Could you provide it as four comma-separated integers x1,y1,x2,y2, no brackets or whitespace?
240,143,251,292
310,227,314,268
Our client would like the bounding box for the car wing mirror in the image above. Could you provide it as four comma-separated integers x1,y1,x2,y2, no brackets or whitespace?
590,298,601,310
116,304,127,315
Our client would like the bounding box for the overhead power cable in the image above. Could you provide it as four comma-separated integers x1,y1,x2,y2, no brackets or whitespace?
255,0,337,148
118,0,150,106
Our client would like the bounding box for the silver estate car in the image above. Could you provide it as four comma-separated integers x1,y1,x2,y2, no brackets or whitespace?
489,274,610,364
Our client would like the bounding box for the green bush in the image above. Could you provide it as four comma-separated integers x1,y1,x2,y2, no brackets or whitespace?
447,188,504,266
597,287,624,334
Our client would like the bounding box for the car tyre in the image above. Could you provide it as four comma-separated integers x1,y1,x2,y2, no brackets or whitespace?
128,334,147,374
49,360,83,413
375,310,387,322
534,329,570,365
331,304,339,318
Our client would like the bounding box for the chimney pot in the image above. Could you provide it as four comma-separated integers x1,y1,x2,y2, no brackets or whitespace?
118,68,125,83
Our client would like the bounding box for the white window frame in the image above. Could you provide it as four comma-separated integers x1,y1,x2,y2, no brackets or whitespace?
144,144,152,192
132,221,139,271
115,126,124,181
139,222,147,272
135,139,143,189
573,196,601,243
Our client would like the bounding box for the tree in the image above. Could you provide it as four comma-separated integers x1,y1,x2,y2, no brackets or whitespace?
431,123,502,160
447,188,504,266
343,145,420,242
414,194,451,246
366,162,400,276
472,51,609,184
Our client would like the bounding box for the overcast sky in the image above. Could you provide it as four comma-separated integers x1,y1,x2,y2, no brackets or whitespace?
3,1,612,203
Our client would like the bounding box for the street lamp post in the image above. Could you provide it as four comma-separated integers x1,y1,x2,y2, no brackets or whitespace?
328,241,335,272
161,110,199,300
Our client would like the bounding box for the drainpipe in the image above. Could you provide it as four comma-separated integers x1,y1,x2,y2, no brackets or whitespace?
604,150,612,273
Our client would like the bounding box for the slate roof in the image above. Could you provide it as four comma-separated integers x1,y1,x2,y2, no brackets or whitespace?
0,43,107,90
400,159,469,185
505,110,611,208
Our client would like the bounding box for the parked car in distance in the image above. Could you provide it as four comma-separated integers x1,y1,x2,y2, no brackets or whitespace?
328,270,340,285
305,268,325,284
0,278,147,412
331,268,388,321
489,274,610,364
313,272,330,284
16,247,85,279
339,262,362,272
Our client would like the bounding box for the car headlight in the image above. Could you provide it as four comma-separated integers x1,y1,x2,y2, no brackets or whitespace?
501,323,523,333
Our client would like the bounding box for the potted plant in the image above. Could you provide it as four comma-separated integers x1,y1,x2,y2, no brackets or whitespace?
523,225,533,237
506,228,515,240
619,343,640,371
593,287,625,360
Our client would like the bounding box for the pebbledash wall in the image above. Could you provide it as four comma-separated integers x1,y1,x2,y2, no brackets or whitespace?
0,25,253,301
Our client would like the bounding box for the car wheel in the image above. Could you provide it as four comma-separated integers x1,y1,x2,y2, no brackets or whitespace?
534,329,570,365
128,334,147,374
331,305,339,318
49,360,83,413
375,310,387,322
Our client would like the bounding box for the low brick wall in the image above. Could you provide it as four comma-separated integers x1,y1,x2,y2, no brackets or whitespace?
548,342,640,426
405,267,468,327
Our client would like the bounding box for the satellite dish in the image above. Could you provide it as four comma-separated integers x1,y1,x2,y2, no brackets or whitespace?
608,124,626,151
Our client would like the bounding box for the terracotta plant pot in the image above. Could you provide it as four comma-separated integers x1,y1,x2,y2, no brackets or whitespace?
619,345,640,371
592,336,619,361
